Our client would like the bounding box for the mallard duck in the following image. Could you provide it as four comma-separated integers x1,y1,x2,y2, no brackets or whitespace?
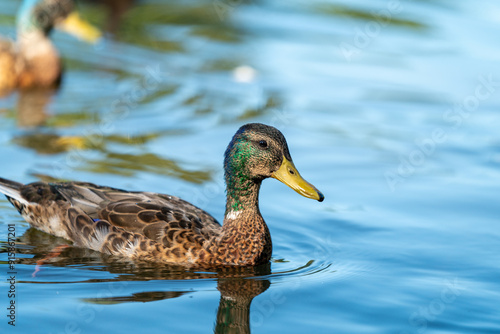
0,123,324,267
81,0,136,34
0,0,100,95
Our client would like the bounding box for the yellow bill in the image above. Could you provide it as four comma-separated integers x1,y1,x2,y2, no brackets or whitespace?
58,12,101,43
271,157,324,202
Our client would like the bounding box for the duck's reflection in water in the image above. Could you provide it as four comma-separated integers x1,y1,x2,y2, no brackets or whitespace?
215,277,270,334
14,228,272,334
16,88,55,127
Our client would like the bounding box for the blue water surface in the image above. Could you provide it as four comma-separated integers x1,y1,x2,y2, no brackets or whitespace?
0,0,499,333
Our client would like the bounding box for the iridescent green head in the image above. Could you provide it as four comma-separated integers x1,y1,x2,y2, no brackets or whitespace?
17,0,100,42
17,0,73,35
224,123,324,212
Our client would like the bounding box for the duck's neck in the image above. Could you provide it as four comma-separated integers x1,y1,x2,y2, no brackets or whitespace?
16,0,61,83
17,31,61,87
224,171,261,217
221,174,272,265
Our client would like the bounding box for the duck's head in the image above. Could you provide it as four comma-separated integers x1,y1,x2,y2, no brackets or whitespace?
224,123,324,202
17,0,100,42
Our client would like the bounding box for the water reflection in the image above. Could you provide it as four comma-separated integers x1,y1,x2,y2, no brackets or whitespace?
7,228,271,334
16,88,55,127
12,130,213,182
315,3,427,29
13,132,90,154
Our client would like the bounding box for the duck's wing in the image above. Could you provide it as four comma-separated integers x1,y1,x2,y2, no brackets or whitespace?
55,182,224,264
53,182,222,239
2,180,222,263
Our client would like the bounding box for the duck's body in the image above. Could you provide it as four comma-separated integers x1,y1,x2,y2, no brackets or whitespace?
0,123,323,267
0,34,61,93
0,0,100,95
0,39,19,93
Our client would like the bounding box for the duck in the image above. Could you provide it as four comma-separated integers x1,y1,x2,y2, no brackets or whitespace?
0,0,100,96
80,0,136,35
0,123,324,267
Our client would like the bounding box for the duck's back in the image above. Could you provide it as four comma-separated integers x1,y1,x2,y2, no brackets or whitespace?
2,179,223,264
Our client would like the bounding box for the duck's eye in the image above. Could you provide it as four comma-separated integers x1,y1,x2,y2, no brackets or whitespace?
258,140,268,148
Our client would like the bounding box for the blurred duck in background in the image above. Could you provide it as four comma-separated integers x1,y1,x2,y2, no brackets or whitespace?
81,0,136,35
0,0,101,97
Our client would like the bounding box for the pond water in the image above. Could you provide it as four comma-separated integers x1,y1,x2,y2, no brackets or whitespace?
1,0,499,333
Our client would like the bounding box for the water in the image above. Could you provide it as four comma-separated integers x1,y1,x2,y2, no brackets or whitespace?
1,0,499,333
